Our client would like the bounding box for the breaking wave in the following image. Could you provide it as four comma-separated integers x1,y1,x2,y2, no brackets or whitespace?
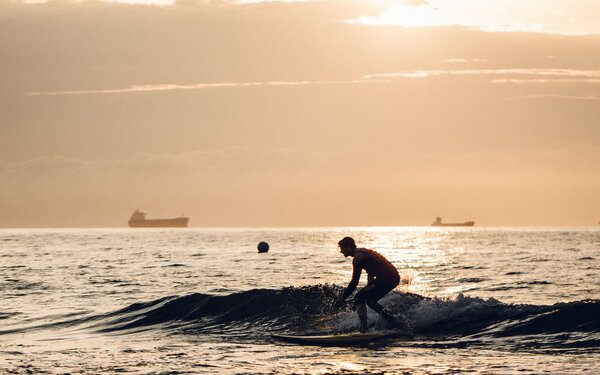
3,285,599,351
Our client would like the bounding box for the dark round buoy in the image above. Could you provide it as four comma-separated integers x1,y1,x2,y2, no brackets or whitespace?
257,241,269,253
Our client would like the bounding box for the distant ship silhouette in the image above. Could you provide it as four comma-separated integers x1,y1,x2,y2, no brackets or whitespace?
128,210,189,228
431,216,475,227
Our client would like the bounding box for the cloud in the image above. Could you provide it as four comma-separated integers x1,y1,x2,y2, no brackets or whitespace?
16,0,177,4
445,58,488,64
28,68,600,96
491,79,600,84
27,68,600,96
347,0,600,35
363,68,600,82
12,0,600,37
29,82,267,96
510,94,598,101
27,79,380,96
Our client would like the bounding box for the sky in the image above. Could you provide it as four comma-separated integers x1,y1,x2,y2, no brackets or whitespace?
1,0,599,227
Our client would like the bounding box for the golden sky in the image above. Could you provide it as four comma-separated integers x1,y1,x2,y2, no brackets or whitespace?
1,0,599,227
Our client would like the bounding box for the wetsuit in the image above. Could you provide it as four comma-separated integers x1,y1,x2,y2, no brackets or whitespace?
339,248,408,332
340,249,400,303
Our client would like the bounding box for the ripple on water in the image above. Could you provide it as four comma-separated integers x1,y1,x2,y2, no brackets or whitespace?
457,278,488,283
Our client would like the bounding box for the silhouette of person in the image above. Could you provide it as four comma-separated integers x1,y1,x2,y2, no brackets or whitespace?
335,236,405,332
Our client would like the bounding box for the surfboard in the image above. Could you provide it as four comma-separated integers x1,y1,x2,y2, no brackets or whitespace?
271,331,397,346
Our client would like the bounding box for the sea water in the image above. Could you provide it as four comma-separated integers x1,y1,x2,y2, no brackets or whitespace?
0,227,598,374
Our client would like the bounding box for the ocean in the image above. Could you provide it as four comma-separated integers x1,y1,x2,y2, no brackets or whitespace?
0,227,598,374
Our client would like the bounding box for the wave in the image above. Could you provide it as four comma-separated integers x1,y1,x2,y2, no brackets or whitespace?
92,285,600,346
3,285,599,350
92,285,342,336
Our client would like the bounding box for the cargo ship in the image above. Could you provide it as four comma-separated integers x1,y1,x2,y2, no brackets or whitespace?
128,210,189,228
431,216,475,227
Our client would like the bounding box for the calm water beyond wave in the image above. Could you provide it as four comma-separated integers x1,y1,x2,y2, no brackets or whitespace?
0,227,599,374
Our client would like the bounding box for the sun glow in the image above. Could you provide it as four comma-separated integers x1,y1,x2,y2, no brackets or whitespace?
349,4,455,28
348,0,600,35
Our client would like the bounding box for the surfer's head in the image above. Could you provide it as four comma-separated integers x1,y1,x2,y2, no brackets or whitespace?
338,236,356,257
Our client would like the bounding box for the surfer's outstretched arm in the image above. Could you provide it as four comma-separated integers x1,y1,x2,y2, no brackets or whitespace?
339,253,365,302
340,266,361,301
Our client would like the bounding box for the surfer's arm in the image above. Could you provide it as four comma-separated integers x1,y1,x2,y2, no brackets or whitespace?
340,253,364,301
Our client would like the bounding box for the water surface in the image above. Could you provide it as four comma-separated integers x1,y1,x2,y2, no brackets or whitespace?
1,227,598,373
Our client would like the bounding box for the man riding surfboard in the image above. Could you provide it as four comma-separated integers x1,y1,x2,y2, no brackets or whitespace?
335,236,409,333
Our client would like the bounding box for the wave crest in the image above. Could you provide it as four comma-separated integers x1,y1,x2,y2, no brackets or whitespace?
8,285,596,350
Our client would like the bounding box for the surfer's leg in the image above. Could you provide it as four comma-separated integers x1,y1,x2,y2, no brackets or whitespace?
367,300,412,333
366,300,396,326
354,288,373,332
356,302,368,332
364,278,412,333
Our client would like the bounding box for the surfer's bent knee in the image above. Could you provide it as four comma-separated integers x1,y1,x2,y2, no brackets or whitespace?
353,291,367,304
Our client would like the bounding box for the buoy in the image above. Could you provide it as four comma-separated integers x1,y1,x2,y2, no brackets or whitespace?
257,241,269,253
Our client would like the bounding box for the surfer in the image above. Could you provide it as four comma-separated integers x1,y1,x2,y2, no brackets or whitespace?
335,236,407,332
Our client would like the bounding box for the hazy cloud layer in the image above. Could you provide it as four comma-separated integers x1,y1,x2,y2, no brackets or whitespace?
2,146,599,227
13,0,600,35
